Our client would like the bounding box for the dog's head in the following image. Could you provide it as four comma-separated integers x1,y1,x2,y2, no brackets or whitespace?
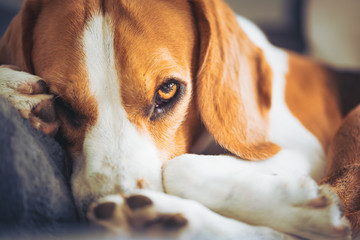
2,0,279,212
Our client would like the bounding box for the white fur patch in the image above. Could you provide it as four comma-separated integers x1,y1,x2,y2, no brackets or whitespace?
163,154,350,240
0,67,50,110
90,190,291,239
71,14,162,210
237,15,325,180
162,16,350,239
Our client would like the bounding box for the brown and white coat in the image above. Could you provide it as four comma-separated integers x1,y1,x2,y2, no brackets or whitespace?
0,0,353,239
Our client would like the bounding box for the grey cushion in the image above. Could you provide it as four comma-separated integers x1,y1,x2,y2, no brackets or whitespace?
0,98,80,236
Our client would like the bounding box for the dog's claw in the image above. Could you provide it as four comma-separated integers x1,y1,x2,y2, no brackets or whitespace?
0,66,58,135
17,79,49,95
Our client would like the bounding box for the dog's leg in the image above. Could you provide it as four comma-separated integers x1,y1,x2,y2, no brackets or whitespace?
163,152,351,240
87,190,295,240
0,66,59,135
321,105,360,239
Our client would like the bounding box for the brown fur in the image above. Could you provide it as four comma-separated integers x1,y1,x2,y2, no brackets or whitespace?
0,0,282,161
2,0,360,235
321,105,360,238
285,52,342,151
192,0,280,160
109,0,202,160
0,0,40,71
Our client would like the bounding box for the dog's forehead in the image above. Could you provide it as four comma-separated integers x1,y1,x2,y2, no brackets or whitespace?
108,1,197,110
32,0,195,103
30,0,197,154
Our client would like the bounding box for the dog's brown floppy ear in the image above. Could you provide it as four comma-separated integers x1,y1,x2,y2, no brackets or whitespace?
0,0,41,72
191,0,280,160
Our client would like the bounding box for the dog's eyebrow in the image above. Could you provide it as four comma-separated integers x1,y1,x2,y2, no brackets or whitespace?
143,48,188,81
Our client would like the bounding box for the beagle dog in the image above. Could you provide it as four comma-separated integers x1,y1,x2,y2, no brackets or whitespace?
0,0,356,239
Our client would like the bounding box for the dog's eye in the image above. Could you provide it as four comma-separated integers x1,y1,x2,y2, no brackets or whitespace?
155,82,178,107
150,80,183,120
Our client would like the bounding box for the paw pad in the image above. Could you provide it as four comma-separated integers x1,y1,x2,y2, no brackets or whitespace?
93,202,116,220
308,196,329,208
88,194,189,236
158,213,188,230
126,195,153,210
32,98,56,122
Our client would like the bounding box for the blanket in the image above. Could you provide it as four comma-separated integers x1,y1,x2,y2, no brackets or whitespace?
0,97,81,238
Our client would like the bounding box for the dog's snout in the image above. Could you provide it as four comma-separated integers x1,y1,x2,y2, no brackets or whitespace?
70,112,164,214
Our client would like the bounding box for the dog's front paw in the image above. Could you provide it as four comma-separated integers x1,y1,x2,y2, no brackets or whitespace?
0,65,59,135
275,175,351,240
88,191,297,240
87,194,188,238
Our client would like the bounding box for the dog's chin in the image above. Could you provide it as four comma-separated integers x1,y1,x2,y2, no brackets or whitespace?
70,152,164,216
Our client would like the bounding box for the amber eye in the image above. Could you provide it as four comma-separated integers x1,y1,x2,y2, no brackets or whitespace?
150,80,184,120
155,82,178,107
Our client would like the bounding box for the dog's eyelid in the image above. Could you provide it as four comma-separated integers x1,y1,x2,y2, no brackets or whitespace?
157,75,186,88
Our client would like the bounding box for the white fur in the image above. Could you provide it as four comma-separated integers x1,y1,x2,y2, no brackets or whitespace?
90,191,295,240
161,16,349,240
0,11,349,240
0,67,51,110
76,13,342,239
71,15,163,211
163,154,348,240
71,13,302,238
237,16,326,180
192,17,326,180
